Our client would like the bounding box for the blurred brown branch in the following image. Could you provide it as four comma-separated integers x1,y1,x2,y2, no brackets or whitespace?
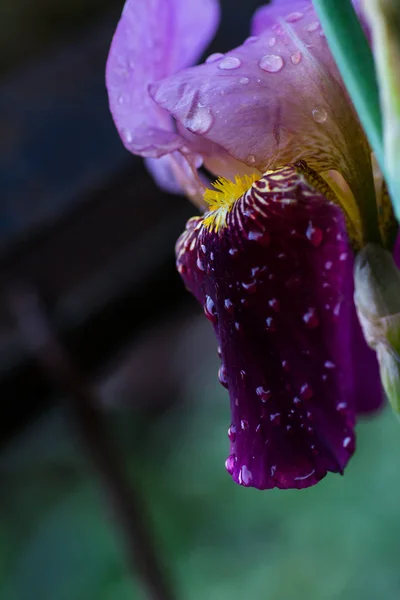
10,287,176,600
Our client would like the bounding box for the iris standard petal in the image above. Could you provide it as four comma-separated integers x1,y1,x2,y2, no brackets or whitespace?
150,7,373,215
176,164,359,489
106,0,220,157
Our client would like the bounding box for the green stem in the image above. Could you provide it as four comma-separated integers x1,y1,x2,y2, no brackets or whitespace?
312,0,384,170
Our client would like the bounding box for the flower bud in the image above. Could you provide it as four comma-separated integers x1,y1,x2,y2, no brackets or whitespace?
354,242,400,412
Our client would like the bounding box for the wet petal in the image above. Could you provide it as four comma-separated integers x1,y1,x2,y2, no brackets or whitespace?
176,165,358,489
106,0,220,157
151,1,373,214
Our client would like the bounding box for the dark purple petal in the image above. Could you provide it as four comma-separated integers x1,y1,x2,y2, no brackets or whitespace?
151,1,373,206
176,165,358,489
106,0,220,157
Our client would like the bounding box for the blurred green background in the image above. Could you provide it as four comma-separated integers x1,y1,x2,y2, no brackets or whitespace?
1,334,399,600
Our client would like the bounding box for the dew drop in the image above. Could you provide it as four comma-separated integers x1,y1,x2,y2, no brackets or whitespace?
300,383,313,400
242,281,257,294
240,369,247,380
247,153,256,164
293,396,302,406
229,247,239,257
204,295,217,323
325,261,333,271
324,360,336,369
218,364,229,388
225,454,235,474
196,256,205,271
336,401,347,413
206,52,224,63
270,412,281,425
224,298,234,313
241,419,249,431
303,307,319,329
239,76,250,85
270,465,277,477
256,386,272,402
234,321,242,332
217,345,222,358
268,37,277,47
185,107,213,134
285,11,303,22
239,465,253,485
200,244,207,254
343,436,353,450
269,298,280,312
339,252,348,261
266,317,276,331
282,360,289,371
311,444,319,455
312,106,328,123
219,56,242,70
306,222,323,247
290,51,302,65
259,54,284,73
228,424,236,442
286,425,293,434
124,130,133,143
308,21,320,32
248,230,271,246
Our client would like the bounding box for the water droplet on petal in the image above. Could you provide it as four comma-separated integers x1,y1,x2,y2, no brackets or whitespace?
303,307,319,329
269,298,280,312
206,52,224,63
239,76,250,85
186,107,214,135
218,56,242,70
312,106,328,123
339,252,348,261
124,130,133,143
248,230,271,246
239,465,253,485
196,256,205,271
266,317,276,331
229,247,239,258
218,364,228,388
268,37,277,47
228,424,236,442
282,360,289,371
300,383,313,400
225,454,235,474
270,412,281,425
204,295,217,323
308,21,320,32
306,222,323,246
285,11,303,22
343,436,353,450
224,298,234,313
241,419,249,431
256,386,272,402
270,465,277,477
259,54,284,73
242,281,257,294
336,401,347,413
247,153,256,164
290,51,302,65
324,360,336,369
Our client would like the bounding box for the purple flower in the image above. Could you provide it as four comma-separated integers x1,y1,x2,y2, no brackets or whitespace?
106,0,387,489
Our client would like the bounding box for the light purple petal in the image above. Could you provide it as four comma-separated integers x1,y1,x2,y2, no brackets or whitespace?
106,0,220,157
150,5,372,206
251,1,311,36
176,165,358,489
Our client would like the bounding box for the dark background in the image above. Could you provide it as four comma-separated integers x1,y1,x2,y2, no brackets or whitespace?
1,2,399,600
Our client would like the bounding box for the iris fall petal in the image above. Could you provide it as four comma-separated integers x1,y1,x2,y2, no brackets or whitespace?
176,165,362,489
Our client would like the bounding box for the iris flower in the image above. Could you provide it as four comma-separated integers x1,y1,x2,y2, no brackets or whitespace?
106,0,394,489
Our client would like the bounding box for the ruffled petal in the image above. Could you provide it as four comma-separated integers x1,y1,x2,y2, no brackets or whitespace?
150,1,373,215
106,0,220,157
176,165,358,489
